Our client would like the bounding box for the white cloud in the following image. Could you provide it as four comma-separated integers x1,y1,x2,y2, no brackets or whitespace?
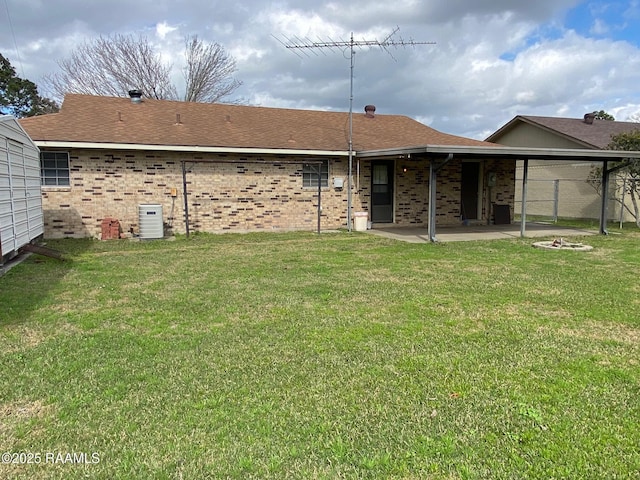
264,8,343,39
155,21,178,40
590,18,610,35
610,104,640,122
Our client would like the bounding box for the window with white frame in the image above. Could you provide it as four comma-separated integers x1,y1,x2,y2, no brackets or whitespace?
302,160,329,188
40,151,70,186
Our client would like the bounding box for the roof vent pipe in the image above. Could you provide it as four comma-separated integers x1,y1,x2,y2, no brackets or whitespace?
583,112,595,125
128,90,143,104
364,105,376,118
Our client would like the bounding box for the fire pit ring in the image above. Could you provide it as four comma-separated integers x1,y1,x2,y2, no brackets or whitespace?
532,238,593,251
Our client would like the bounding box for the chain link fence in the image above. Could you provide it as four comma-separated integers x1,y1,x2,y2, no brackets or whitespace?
514,175,635,226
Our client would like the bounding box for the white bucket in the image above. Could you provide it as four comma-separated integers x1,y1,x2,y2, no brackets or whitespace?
353,212,368,232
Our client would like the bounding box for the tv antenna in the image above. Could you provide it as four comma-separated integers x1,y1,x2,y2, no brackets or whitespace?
275,27,435,231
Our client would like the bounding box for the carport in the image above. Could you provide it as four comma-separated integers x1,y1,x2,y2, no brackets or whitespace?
357,145,640,242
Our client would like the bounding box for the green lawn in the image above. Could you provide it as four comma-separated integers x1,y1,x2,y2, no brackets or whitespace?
1,230,639,479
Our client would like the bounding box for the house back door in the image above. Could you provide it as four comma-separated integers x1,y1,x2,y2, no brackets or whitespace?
371,161,394,223
461,162,480,220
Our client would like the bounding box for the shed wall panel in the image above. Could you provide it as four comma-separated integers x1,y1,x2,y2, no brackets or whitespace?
0,117,43,262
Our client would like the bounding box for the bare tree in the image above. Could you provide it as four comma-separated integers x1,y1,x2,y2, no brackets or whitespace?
46,34,177,101
45,33,240,103
183,35,241,103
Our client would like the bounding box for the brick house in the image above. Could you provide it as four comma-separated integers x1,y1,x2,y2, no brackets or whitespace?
20,93,513,239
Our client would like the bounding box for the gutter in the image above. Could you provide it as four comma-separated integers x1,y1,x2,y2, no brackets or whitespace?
34,141,640,161
33,141,351,157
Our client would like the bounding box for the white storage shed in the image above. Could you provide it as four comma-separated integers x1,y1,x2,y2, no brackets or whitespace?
0,116,44,264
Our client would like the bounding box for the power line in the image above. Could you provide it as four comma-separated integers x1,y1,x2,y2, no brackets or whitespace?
3,0,25,76
276,27,435,231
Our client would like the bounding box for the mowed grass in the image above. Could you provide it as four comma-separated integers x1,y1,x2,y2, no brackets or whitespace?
0,230,638,479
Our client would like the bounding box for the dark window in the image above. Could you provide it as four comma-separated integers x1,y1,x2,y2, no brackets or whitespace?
303,160,329,188
40,151,70,186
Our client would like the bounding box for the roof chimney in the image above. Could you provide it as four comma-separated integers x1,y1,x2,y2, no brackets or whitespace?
583,112,595,125
364,105,376,118
128,89,143,104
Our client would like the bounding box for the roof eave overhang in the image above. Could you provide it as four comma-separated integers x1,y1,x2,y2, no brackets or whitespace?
33,140,350,157
357,144,640,161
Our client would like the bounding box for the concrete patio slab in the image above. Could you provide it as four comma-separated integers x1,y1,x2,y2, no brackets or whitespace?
365,222,599,243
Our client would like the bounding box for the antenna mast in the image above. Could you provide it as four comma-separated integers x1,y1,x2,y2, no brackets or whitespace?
277,27,435,231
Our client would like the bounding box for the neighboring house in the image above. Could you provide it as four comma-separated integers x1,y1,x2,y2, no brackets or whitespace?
20,93,514,239
487,114,640,222
0,115,44,264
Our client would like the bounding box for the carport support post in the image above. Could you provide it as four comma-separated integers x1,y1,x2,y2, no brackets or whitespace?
552,179,559,223
317,166,322,234
599,160,610,235
520,159,529,238
428,160,438,242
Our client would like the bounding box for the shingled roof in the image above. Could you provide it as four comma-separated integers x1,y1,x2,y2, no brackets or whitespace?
20,94,494,153
486,114,640,149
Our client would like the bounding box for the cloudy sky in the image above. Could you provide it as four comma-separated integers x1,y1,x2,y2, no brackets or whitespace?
2,0,640,139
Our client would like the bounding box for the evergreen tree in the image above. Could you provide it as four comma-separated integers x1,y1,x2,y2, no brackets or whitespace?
0,53,59,118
